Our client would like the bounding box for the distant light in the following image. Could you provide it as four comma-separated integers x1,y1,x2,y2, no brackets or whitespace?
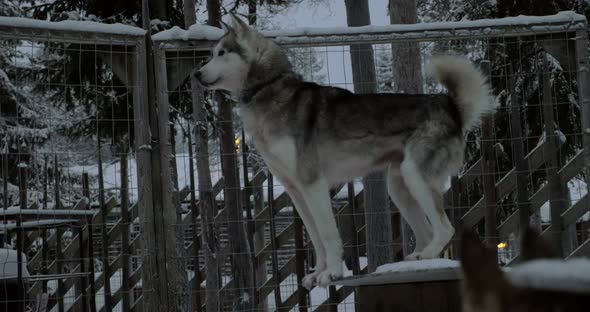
497,242,507,249
235,138,240,152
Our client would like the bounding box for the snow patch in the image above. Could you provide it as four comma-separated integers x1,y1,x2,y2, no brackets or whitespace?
376,259,460,274
0,248,30,279
0,16,145,36
506,258,590,293
152,24,224,41
153,11,586,42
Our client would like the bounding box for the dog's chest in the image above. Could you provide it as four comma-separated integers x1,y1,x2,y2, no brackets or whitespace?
239,107,297,172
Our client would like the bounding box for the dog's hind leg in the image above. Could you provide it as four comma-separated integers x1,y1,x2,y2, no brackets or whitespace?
300,179,343,287
399,154,454,260
386,165,433,259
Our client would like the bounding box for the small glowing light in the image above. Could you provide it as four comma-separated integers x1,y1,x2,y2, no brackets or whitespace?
497,242,507,249
235,138,240,152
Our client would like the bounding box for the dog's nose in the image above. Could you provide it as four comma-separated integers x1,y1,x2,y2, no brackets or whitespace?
194,70,202,80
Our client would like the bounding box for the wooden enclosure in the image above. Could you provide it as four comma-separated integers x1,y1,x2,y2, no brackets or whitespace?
0,10,589,312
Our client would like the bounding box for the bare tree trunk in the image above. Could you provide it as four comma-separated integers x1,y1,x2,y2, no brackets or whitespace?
389,0,423,258
208,2,255,310
389,0,423,94
345,0,393,273
182,1,221,311
246,3,269,310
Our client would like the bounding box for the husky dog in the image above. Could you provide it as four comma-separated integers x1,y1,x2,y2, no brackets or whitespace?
195,14,494,288
460,229,590,311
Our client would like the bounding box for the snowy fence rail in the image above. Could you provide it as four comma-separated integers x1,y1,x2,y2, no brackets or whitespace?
1,11,589,312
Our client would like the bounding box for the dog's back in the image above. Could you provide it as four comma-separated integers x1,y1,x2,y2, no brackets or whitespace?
460,229,590,312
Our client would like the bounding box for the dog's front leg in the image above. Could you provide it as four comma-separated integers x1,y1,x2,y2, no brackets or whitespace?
279,181,327,289
300,179,343,287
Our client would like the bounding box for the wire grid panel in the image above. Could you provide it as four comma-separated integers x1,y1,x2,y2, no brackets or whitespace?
0,21,145,312
155,14,589,311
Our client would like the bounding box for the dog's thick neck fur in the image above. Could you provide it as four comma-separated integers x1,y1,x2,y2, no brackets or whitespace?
238,36,299,104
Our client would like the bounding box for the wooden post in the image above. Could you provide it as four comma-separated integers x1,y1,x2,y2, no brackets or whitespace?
541,58,570,256
82,173,97,312
190,55,220,312
480,60,498,254
294,209,308,312
96,140,112,312
252,164,267,311
77,191,88,312
347,182,361,310
575,29,590,236
17,164,26,312
153,46,191,311
217,90,254,309
53,155,66,312
2,149,7,245
449,176,462,259
134,5,163,306
267,173,282,308
508,69,532,239
120,150,131,312
186,125,202,311
42,157,49,294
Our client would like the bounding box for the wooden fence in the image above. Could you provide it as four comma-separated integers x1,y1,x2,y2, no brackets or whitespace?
0,11,589,312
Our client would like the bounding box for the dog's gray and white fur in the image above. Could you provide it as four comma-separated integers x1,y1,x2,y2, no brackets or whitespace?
195,14,494,288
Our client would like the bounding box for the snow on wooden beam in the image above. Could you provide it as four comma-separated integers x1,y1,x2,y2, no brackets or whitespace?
153,11,587,50
0,16,145,45
330,259,461,287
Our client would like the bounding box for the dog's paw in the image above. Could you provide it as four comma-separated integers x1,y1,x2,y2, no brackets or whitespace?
302,272,319,289
404,252,422,261
315,268,343,288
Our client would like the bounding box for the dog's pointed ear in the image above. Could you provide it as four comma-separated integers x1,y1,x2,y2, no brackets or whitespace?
220,20,235,36
229,12,251,36
520,227,558,261
460,228,503,285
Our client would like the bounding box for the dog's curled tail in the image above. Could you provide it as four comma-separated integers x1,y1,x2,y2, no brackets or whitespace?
428,55,495,131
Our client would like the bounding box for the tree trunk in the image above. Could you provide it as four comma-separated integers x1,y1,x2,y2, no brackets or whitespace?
183,1,221,311
208,2,255,310
389,0,423,94
389,0,423,258
149,0,172,20
345,0,394,273
246,3,269,310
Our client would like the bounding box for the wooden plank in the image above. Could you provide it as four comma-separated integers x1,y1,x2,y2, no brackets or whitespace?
186,125,202,312
461,140,554,228
153,46,191,310
83,173,96,312
575,29,590,233
267,173,282,307
561,194,588,227
17,165,26,312
331,265,461,287
119,151,131,312
255,222,294,266
481,96,498,252
258,255,297,300
541,60,569,256
567,237,590,259
508,71,532,234
497,151,584,237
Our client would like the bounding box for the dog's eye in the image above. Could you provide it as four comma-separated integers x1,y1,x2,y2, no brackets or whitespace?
218,50,225,56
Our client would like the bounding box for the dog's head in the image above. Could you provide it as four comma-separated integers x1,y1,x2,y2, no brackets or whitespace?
460,228,561,312
460,229,512,312
194,14,291,96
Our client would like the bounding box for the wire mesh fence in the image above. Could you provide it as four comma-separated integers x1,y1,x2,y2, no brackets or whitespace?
0,11,588,312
